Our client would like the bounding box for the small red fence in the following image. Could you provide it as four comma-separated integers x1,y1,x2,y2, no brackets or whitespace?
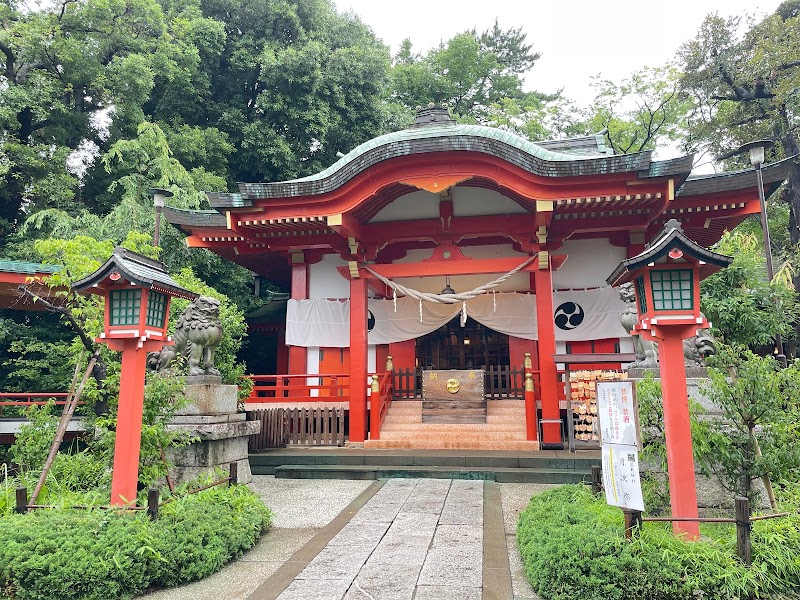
246,374,351,403
0,392,71,410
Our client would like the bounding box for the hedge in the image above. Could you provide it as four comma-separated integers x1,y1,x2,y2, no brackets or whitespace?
0,484,271,600
517,485,800,600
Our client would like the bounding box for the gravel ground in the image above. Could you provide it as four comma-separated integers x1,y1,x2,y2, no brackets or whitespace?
139,476,372,599
248,476,373,529
499,483,557,600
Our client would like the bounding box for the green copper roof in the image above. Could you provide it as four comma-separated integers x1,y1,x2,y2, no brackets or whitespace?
0,260,61,275
213,118,655,207
291,123,593,182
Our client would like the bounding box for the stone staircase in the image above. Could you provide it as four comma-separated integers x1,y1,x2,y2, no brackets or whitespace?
363,400,538,451
250,448,599,483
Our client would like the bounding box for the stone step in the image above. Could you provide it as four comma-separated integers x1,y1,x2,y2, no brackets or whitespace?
363,439,540,451
271,463,588,483
381,420,526,431
371,438,530,449
250,450,600,473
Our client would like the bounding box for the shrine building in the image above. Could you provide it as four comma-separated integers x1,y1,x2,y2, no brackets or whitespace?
165,105,791,450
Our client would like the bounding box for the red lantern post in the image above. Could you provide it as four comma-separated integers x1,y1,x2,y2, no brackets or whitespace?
608,220,732,539
72,248,197,505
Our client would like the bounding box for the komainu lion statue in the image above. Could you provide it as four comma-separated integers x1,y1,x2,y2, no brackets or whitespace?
618,283,718,369
684,327,717,367
148,296,223,377
618,283,659,369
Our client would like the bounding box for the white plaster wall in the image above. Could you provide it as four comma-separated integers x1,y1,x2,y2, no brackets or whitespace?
552,239,626,290
452,187,529,217
309,253,350,299
368,345,376,373
369,190,439,222
369,186,530,223
307,346,319,396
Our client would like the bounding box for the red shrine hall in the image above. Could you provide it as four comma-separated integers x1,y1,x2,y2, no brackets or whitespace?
165,105,791,450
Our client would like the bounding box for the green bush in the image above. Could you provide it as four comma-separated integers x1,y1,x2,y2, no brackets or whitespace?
517,485,800,600
0,484,271,600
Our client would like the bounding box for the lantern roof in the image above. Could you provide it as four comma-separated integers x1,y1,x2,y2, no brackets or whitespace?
606,219,733,287
72,247,198,300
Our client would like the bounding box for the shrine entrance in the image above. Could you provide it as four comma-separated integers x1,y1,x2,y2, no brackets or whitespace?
415,317,510,370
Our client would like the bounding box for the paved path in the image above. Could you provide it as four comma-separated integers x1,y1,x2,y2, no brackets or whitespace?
273,478,486,600
142,477,552,600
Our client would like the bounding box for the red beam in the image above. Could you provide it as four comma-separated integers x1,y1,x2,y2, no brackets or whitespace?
353,255,567,279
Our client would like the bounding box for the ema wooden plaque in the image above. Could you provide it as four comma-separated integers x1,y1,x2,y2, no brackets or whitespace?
422,370,486,423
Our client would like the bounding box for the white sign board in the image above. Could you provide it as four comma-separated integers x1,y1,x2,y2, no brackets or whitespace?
596,381,638,447
597,380,644,512
602,443,645,512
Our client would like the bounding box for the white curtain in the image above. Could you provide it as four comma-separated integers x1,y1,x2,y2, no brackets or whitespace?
285,289,628,348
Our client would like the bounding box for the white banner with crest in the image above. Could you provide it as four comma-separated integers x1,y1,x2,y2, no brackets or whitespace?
285,288,629,347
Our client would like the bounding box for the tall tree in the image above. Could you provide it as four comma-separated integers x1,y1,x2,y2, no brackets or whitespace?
149,0,392,184
389,21,554,126
582,65,695,156
679,4,800,260
0,0,224,237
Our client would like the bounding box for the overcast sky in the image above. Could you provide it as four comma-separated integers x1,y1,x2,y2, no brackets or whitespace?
334,0,782,106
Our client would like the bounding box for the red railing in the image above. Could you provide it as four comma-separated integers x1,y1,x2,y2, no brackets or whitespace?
369,371,393,440
246,374,351,403
0,393,73,416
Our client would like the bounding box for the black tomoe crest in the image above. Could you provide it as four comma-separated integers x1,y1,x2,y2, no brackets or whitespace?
554,302,585,330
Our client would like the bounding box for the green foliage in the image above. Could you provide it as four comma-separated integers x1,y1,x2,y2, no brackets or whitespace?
0,485,271,600
517,484,800,600
701,229,798,348
9,403,58,474
0,312,75,393
699,345,800,500
583,66,695,155
634,374,712,512
679,5,800,310
170,269,250,395
389,21,554,125
91,369,193,489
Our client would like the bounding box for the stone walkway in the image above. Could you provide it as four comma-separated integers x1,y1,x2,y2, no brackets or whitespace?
275,479,483,600
141,477,551,600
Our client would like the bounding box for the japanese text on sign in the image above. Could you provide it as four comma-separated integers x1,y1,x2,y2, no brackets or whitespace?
601,443,645,511
596,381,638,447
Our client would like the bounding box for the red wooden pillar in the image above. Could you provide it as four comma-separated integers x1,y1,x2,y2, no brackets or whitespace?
349,277,368,442
655,329,701,539
510,336,538,441
535,266,561,446
276,330,289,374
288,261,308,375
108,339,156,505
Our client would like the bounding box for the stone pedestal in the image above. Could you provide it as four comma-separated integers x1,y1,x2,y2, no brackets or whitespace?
166,383,260,484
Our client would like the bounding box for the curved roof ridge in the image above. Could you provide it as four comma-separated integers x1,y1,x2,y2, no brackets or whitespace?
281,122,617,186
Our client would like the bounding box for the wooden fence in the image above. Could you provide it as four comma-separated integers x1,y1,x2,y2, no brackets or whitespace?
247,406,346,450
393,366,526,400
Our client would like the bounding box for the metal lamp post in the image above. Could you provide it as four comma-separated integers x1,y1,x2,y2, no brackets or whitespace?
731,140,787,366
147,188,173,248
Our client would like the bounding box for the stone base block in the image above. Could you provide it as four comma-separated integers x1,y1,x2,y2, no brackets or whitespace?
169,435,249,467
170,413,245,425
169,458,253,486
166,418,260,441
176,383,238,415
